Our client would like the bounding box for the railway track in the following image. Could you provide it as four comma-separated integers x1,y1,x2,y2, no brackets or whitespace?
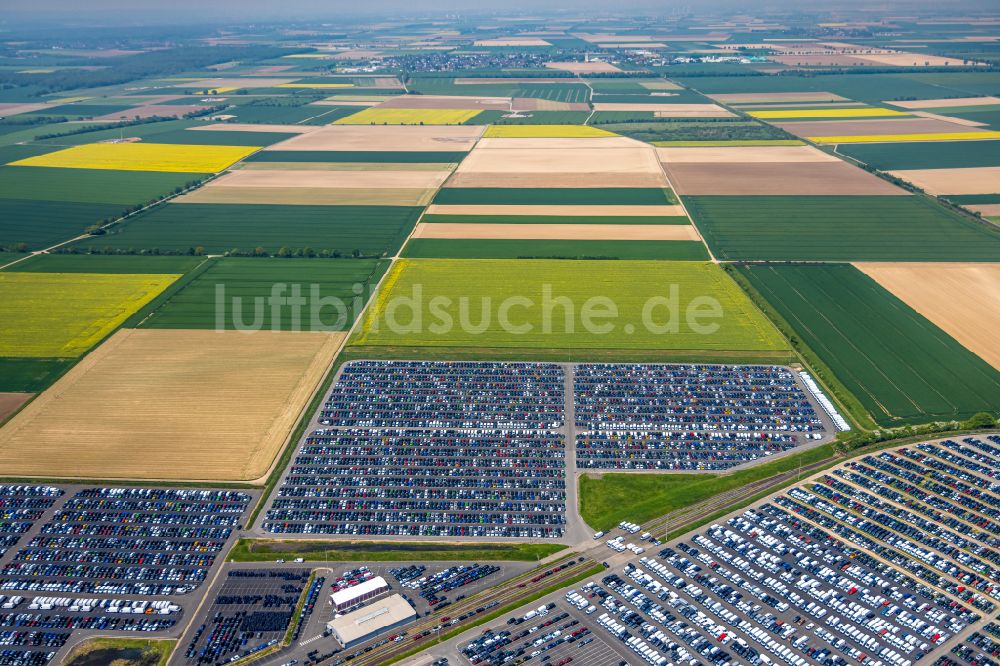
641,455,838,539
316,555,599,666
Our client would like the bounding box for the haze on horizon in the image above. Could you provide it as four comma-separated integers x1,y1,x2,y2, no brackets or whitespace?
2,0,999,27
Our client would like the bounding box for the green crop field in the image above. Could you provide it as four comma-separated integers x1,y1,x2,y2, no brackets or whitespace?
408,78,590,103
946,194,1000,204
0,357,72,393
129,129,290,146
0,166,202,205
351,259,789,353
1,199,124,250
401,239,710,260
836,140,1000,170
248,150,467,163
224,105,356,125
420,214,690,225
141,257,390,330
492,111,590,125
603,120,793,143
434,188,677,206
738,263,1000,426
6,254,203,274
75,204,421,256
684,195,1000,261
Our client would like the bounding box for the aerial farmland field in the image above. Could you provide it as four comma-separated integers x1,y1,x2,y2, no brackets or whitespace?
684,195,1000,261
738,263,1000,425
10,142,257,173
351,259,788,356
141,257,390,330
0,328,342,481
401,239,710,260
0,271,178,357
836,139,1000,170
75,203,421,255
433,187,677,205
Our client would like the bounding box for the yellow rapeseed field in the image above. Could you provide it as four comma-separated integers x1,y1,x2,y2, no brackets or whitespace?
277,83,354,89
749,108,909,119
0,272,179,357
10,142,259,173
483,125,619,138
334,108,482,125
808,131,1000,144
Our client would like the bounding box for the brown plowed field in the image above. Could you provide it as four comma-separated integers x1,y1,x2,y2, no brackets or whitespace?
174,187,436,206
0,393,31,424
662,162,907,195
203,168,451,189
656,145,838,163
0,329,344,482
776,117,985,137
444,171,667,188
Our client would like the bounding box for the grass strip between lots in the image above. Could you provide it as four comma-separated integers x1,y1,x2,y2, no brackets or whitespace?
228,539,566,563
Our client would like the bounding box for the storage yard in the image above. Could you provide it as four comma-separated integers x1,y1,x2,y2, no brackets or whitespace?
0,9,999,666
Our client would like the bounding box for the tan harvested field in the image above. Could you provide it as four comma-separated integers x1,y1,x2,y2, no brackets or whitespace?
771,54,881,66
856,53,972,66
891,96,1000,109
886,166,1000,195
190,123,318,133
0,393,31,424
967,203,1000,215
511,98,590,111
332,50,382,59
310,100,379,107
377,95,511,110
237,161,455,171
173,187,435,206
425,204,687,216
457,141,662,176
203,168,451,189
0,102,50,116
911,111,988,127
598,42,667,48
474,37,551,46
263,124,485,151
855,263,1000,371
775,117,987,138
444,171,667,188
0,329,344,482
591,102,733,117
177,77,295,88
412,222,700,240
474,136,642,149
662,161,906,195
656,145,838,163
97,104,207,120
640,81,682,90
708,92,848,104
738,101,867,110
546,61,621,73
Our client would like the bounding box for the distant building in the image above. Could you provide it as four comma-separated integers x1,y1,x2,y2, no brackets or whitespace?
326,594,416,648
330,576,390,612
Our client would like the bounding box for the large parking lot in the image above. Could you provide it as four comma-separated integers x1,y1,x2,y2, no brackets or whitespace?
575,364,835,472
257,361,840,543
0,485,253,666
422,435,1000,666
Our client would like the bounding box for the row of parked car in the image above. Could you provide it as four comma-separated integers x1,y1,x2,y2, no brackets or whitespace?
576,430,800,471
411,563,500,606
183,569,309,665
465,605,593,665
0,488,249,597
0,487,63,560
322,361,565,429
588,446,991,666
265,428,567,538
573,364,824,433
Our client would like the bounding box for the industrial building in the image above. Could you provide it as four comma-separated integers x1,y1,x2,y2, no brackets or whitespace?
330,576,390,612
326,594,417,648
